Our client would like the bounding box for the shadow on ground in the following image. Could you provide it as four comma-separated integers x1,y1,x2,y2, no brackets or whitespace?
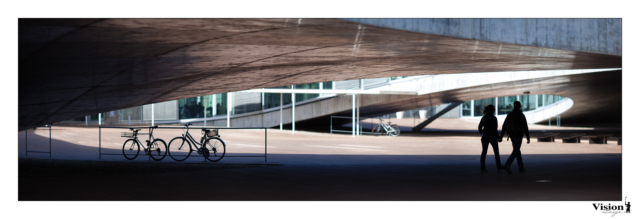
19,152,621,201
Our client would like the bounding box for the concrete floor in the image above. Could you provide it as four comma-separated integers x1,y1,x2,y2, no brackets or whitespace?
18,124,622,200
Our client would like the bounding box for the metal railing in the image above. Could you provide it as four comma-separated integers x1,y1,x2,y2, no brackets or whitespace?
99,126,268,162
25,125,52,157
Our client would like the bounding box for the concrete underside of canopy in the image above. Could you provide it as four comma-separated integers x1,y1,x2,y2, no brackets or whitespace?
18,18,621,130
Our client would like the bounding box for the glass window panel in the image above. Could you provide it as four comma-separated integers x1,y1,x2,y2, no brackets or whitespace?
322,81,333,90
546,95,554,105
232,92,262,115
519,95,537,112
461,101,472,116
538,95,545,107
497,96,517,115
179,96,205,119
474,98,495,117
216,93,228,116
294,83,320,102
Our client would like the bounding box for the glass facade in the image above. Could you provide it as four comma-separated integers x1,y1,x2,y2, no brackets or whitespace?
463,94,568,117
61,75,571,126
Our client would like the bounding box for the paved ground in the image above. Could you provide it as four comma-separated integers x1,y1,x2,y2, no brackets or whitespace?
18,122,622,200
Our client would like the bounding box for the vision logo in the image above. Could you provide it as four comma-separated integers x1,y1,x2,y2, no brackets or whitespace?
593,196,631,217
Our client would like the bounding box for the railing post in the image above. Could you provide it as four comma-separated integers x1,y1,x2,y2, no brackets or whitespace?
280,93,283,131
49,125,51,157
352,94,355,137
292,92,295,134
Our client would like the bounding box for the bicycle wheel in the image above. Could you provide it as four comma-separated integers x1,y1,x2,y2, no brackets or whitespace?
389,125,401,137
204,137,226,162
122,139,140,160
168,137,192,161
371,125,382,135
149,139,167,161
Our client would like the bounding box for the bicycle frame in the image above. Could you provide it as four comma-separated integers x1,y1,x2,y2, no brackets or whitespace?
181,126,209,150
128,127,158,151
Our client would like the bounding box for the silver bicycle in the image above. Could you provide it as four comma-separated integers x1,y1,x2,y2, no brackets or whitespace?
167,123,226,162
371,119,401,137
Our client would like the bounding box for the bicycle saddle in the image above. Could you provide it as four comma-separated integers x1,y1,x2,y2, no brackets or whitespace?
129,128,140,131
184,123,192,127
151,125,158,128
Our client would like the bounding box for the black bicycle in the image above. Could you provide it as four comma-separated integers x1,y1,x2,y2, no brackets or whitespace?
121,126,167,161
168,123,226,162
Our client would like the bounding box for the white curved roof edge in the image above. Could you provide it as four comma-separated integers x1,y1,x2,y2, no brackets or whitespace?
371,68,621,95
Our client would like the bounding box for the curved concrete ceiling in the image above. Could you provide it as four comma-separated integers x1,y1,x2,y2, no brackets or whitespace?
18,18,622,130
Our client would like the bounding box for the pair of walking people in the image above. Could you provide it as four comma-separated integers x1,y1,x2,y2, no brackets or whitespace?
477,101,530,174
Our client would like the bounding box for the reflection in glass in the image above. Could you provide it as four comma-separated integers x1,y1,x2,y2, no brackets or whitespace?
497,96,517,115
179,96,206,119
294,83,320,102
519,95,536,112
474,98,495,117
322,81,333,90
538,95,545,107
264,86,291,109
216,93,227,116
462,101,472,116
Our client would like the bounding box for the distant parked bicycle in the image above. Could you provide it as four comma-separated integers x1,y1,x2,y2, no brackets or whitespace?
121,126,167,161
168,123,226,162
371,119,401,137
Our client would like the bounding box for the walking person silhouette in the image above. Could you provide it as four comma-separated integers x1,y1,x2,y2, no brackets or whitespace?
477,105,503,173
499,101,530,174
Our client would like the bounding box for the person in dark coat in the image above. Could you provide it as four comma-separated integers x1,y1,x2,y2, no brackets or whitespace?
478,105,503,173
500,101,531,174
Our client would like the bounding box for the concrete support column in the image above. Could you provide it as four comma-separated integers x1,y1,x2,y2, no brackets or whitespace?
212,94,217,116
280,93,283,131
470,100,474,117
356,94,360,136
227,93,231,128
151,104,155,126
98,113,102,126
203,95,207,127
495,97,498,116
85,115,88,126
352,94,355,137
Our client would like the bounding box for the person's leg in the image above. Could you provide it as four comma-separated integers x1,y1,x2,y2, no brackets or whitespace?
489,138,502,169
512,138,524,171
505,139,517,167
504,137,520,174
480,139,489,171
